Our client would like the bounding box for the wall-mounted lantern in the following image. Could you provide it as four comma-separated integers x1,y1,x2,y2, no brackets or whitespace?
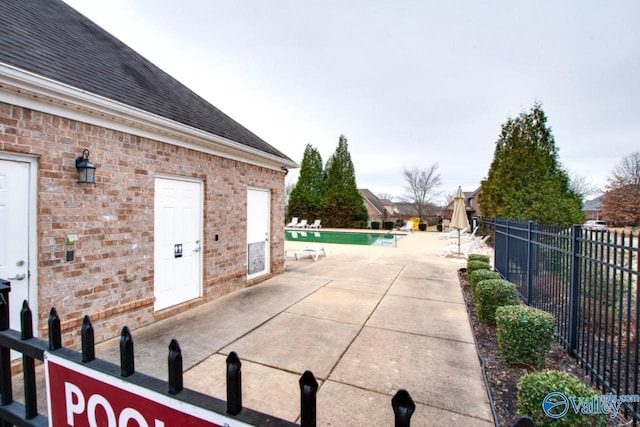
75,149,96,184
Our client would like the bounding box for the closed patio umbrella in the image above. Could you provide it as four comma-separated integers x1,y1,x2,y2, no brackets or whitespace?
450,186,470,254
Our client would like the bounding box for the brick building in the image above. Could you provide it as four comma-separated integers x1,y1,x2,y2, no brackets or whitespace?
0,0,296,348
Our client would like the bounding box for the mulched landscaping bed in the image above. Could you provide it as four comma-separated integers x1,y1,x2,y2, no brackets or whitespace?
458,270,629,427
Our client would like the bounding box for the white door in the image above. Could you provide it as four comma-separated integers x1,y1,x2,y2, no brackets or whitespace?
247,188,270,279
0,159,32,332
154,177,203,311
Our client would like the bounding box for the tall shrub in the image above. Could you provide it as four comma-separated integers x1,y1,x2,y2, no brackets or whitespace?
518,370,606,426
468,269,501,301
496,305,555,367
466,260,492,276
476,279,521,324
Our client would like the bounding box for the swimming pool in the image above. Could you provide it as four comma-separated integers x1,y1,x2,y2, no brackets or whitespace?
285,230,403,246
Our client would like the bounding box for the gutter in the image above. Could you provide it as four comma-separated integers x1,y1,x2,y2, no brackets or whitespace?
0,62,299,171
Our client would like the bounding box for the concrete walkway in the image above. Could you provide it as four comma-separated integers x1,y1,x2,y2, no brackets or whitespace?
92,230,494,426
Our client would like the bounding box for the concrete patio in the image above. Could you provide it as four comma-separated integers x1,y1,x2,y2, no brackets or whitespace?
91,230,495,425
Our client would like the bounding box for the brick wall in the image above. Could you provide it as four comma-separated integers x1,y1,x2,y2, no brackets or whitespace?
0,102,286,348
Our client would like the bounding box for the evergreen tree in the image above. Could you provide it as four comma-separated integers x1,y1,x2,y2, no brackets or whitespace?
287,144,324,221
479,103,583,225
322,135,367,227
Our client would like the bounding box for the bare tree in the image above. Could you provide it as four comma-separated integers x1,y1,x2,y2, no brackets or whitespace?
443,191,456,209
401,164,442,222
602,151,640,226
285,179,295,200
377,192,395,201
608,151,640,188
568,170,599,200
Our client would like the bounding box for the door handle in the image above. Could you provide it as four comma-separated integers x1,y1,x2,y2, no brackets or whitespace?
8,273,26,281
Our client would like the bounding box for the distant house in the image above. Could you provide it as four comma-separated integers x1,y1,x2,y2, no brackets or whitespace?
394,202,419,221
0,0,297,347
442,187,481,228
359,189,393,224
358,189,443,227
380,199,400,218
583,196,604,220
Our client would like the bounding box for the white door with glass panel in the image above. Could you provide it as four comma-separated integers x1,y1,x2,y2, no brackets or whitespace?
154,177,203,311
0,159,33,334
247,188,270,279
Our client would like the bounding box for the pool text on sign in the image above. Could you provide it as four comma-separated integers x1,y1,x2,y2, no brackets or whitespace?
45,353,250,427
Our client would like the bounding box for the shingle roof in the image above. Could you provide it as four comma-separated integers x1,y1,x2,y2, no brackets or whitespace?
583,197,603,211
358,189,385,215
0,0,293,163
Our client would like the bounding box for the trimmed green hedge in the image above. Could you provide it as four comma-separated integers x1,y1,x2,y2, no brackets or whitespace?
517,370,606,426
468,254,491,264
476,279,521,325
468,269,502,301
383,221,395,230
496,305,556,367
466,260,492,276
371,221,380,230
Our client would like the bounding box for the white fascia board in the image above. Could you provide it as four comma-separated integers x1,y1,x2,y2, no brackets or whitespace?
0,63,299,171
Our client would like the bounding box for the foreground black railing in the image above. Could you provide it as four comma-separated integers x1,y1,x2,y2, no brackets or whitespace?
479,217,639,425
0,292,417,426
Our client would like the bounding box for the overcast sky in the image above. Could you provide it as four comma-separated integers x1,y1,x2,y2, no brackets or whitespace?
63,0,639,204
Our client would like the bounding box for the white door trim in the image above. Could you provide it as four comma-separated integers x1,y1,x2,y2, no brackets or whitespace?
153,175,204,311
246,187,270,280
0,152,39,336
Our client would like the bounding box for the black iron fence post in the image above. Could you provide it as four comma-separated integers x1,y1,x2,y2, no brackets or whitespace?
226,351,242,415
0,293,11,412
505,220,510,282
526,221,534,304
299,370,318,427
48,308,61,350
168,339,183,395
391,389,415,427
0,280,8,329
567,224,581,357
20,302,37,419
81,315,95,363
120,326,135,377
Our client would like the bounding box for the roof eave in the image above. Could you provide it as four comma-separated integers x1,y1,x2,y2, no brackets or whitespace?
0,62,299,171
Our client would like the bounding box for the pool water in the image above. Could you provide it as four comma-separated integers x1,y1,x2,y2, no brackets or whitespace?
285,230,403,246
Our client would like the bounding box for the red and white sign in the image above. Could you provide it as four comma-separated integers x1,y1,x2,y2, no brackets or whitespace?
45,352,252,427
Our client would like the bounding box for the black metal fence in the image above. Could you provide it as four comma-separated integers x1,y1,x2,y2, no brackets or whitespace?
0,285,417,426
478,218,639,424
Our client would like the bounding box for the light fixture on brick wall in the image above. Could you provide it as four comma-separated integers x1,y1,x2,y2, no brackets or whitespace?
75,149,96,184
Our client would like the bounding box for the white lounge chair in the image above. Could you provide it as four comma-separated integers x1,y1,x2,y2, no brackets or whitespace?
437,235,490,258
461,235,491,257
436,241,461,257
294,246,328,261
439,227,469,239
399,220,414,232
308,219,322,229
294,219,308,228
448,226,479,244
286,217,299,227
